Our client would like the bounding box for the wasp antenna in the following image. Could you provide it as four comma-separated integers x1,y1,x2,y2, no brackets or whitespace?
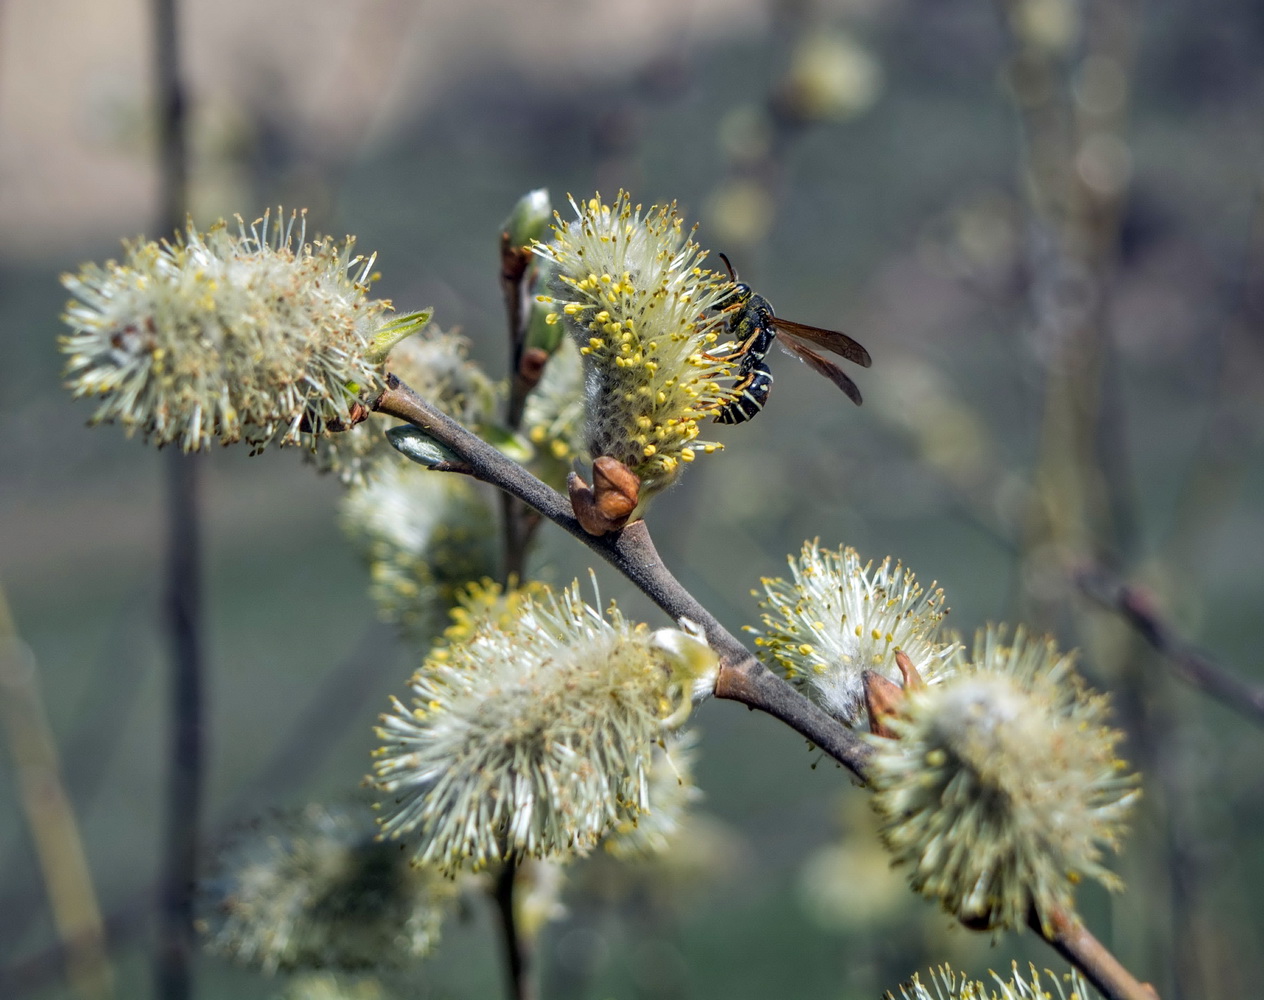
718,252,737,281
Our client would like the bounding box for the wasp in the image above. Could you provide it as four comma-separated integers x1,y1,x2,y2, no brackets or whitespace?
709,254,872,424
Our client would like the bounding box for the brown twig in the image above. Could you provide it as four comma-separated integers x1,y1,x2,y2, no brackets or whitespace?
370,375,873,779
371,375,1167,1000
498,233,544,583
1034,906,1158,1000
1077,566,1264,724
491,237,542,1000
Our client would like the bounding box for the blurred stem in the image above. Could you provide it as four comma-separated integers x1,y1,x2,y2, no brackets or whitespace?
1078,566,1264,724
154,0,202,997
501,233,534,430
499,233,542,583
998,0,1184,993
159,453,204,1000
492,234,537,999
0,593,149,942
1141,176,1264,1000
0,590,113,1000
1,622,388,1000
493,859,534,1000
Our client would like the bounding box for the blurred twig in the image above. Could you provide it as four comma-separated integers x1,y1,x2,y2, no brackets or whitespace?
0,588,113,1000
490,231,541,1000
0,619,391,998
498,233,543,584
0,591,150,948
1077,566,1264,725
493,859,534,1000
993,0,1189,991
153,0,204,997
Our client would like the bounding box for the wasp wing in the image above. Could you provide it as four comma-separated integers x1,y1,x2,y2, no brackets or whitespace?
777,335,864,405
771,317,872,368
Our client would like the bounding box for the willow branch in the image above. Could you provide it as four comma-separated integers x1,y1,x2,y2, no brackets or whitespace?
1034,906,1157,1000
1078,566,1264,725
371,376,1167,999
370,375,873,779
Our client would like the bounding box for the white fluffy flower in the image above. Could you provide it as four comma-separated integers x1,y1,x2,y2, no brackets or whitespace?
199,803,460,974
60,209,425,454
339,460,497,637
751,541,958,725
372,581,717,872
885,962,1096,999
869,627,1140,932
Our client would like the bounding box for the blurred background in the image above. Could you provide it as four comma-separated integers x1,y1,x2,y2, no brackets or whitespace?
3,0,1264,997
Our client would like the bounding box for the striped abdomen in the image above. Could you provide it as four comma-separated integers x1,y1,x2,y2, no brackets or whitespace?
714,364,773,424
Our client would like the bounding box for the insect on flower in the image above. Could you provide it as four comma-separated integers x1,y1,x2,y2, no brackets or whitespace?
709,254,872,424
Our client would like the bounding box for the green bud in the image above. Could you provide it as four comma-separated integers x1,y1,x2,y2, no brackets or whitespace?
503,188,553,247
386,425,464,468
523,297,565,355
366,308,432,364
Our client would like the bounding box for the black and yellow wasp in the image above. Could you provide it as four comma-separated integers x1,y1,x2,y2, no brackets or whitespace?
709,254,872,424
